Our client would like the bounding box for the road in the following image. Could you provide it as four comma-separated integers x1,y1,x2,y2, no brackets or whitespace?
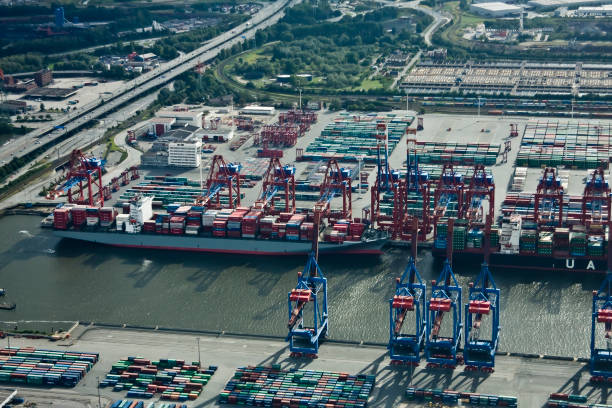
0,90,160,209
48,36,166,58
0,0,297,174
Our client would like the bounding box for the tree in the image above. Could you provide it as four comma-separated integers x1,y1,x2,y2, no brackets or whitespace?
39,103,45,112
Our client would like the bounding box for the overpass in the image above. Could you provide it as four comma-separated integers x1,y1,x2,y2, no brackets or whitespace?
0,0,296,167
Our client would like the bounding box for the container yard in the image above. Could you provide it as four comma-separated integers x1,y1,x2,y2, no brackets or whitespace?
401,61,612,96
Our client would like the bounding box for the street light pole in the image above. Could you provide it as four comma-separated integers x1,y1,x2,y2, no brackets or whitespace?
197,337,201,366
97,376,101,408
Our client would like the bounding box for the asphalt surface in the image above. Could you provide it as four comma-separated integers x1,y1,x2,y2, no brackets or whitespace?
0,325,605,407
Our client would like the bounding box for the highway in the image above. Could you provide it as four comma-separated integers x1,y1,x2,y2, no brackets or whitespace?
0,0,296,169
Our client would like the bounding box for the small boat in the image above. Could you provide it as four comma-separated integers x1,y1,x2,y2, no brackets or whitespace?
0,289,6,297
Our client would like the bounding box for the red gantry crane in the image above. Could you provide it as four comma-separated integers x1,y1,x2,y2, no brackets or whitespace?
254,158,296,215
195,155,241,209
46,149,105,207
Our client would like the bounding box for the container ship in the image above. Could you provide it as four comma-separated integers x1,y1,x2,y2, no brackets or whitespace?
50,197,388,256
428,167,610,274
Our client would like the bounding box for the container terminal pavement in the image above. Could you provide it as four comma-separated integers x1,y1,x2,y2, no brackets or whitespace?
0,324,608,407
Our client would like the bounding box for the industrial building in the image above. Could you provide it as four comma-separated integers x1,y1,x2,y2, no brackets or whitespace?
167,139,202,168
575,4,612,15
0,100,28,114
157,109,204,127
34,69,53,87
23,87,77,100
527,0,612,9
240,105,275,115
141,125,203,168
470,2,523,17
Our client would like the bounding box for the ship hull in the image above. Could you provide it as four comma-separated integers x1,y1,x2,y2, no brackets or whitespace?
53,230,387,255
432,248,607,274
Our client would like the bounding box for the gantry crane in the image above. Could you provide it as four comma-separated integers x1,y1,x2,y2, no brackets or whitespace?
254,158,296,215
425,259,463,369
389,220,426,364
195,155,241,209
46,149,105,207
590,271,612,382
286,207,328,358
581,167,611,227
463,165,494,228
318,159,352,223
393,138,430,241
464,260,500,373
433,164,464,241
370,125,400,233
534,167,564,228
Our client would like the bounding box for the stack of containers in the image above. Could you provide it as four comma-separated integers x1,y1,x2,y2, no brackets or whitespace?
53,208,72,230
278,212,293,223
588,235,605,256
349,222,365,241
466,228,483,249
553,228,569,252
241,211,262,238
99,207,116,228
219,366,375,407
452,226,466,250
227,209,248,238
537,231,553,255
519,229,537,254
111,402,188,408
570,231,587,256
142,220,156,233
272,222,286,239
71,206,87,229
329,221,349,243
0,347,98,388
435,222,448,249
85,207,99,227
259,216,276,238
300,222,315,241
185,209,202,236
286,214,305,241
490,226,500,248
212,209,233,238
169,215,185,235
201,210,218,235
100,357,217,401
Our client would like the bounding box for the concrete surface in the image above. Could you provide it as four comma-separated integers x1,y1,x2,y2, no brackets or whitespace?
0,325,607,407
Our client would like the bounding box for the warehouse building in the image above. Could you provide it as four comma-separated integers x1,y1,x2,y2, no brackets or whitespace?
528,0,611,9
157,109,204,128
576,4,612,15
240,105,275,115
470,2,523,16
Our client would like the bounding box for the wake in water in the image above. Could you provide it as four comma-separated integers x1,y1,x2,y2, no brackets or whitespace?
44,249,56,254
18,230,33,238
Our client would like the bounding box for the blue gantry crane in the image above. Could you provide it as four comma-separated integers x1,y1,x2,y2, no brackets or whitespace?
425,260,463,369
286,210,328,358
590,272,612,382
463,262,500,373
389,226,426,364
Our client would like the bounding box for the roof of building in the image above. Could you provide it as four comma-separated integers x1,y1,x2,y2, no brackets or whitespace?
24,87,77,98
150,117,177,124
471,2,522,11
528,0,608,7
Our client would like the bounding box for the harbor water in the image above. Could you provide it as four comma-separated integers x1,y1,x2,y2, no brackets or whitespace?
0,215,601,357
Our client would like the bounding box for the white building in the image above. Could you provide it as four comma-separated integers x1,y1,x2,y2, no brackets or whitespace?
576,4,612,15
157,109,204,128
470,2,522,16
528,0,611,9
168,139,202,168
240,105,275,115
